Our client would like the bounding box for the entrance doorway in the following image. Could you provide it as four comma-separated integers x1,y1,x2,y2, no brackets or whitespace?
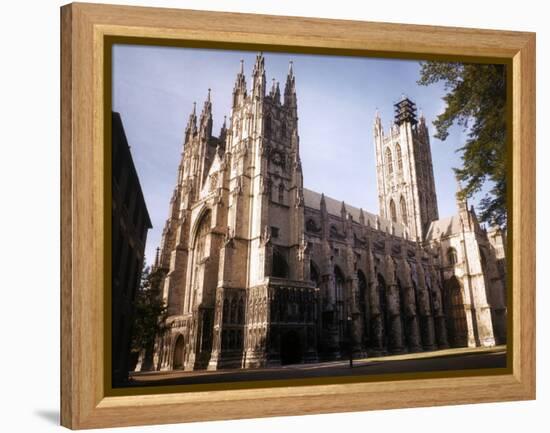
280,330,302,365
173,335,185,369
443,276,468,347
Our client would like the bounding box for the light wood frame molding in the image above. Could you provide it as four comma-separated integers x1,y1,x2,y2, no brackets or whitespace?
60,2,535,429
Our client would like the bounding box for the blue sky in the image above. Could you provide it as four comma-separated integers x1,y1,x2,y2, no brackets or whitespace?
112,45,486,266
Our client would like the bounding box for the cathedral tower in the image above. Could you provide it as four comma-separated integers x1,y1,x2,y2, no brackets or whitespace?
374,97,439,240
154,54,316,372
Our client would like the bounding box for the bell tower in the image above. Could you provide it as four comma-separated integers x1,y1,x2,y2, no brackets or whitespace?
374,96,439,240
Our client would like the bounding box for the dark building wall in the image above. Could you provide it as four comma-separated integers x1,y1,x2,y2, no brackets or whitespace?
112,111,152,386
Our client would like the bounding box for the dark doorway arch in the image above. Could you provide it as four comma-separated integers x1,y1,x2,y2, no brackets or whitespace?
443,276,468,347
280,330,302,365
173,335,185,369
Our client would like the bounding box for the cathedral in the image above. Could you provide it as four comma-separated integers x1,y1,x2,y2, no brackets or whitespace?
150,53,507,371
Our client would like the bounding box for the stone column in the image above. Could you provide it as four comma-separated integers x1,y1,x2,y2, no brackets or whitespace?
367,250,385,355
399,259,422,352
415,263,436,350
385,255,405,353
429,266,449,348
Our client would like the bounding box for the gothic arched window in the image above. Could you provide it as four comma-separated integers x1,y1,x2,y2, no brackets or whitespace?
281,120,287,138
278,184,285,204
272,249,289,278
193,211,210,258
386,147,393,175
447,247,458,266
187,210,212,313
400,195,408,225
334,266,345,306
310,261,320,286
389,199,397,223
396,143,403,171
357,270,367,313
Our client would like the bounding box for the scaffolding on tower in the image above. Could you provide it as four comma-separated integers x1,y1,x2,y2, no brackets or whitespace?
394,96,418,126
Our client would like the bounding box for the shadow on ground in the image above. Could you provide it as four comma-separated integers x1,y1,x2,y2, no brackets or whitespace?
124,347,507,388
34,409,59,425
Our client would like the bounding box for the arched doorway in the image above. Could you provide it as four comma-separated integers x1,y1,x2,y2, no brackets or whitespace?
280,330,302,365
173,335,185,369
443,276,468,347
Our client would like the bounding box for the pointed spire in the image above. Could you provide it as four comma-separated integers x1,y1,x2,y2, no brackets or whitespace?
199,89,213,137
359,208,365,225
320,193,327,213
270,78,281,104
185,101,198,140
374,108,383,134
254,52,265,70
219,115,228,143
284,60,296,108
455,174,469,214
252,52,266,97
340,200,347,217
201,88,212,116
232,59,247,107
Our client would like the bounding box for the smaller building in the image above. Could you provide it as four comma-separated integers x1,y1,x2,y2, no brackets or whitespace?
112,111,152,386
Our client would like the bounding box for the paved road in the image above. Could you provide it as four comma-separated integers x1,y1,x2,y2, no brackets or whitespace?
127,347,507,387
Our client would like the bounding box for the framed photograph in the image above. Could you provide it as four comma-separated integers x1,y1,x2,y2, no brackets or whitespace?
60,2,535,429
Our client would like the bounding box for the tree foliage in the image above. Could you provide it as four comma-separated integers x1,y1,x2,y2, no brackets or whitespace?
417,62,507,227
131,264,167,354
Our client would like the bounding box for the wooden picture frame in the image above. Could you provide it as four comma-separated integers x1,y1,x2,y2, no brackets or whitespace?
60,2,536,429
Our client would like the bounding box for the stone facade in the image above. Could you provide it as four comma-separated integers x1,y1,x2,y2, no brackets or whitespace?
149,54,507,372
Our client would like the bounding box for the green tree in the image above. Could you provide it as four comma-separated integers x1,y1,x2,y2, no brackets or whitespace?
417,62,507,227
131,264,166,370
